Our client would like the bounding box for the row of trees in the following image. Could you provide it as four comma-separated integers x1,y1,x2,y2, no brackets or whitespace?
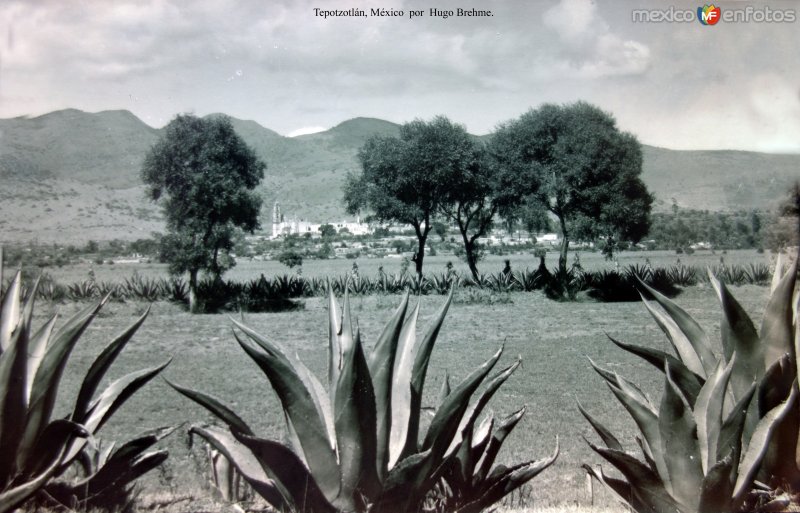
344,102,653,280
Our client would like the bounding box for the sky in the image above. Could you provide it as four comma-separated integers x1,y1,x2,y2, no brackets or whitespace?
0,0,798,152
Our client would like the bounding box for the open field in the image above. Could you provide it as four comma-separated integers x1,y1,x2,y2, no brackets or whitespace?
27,248,774,284
30,280,772,511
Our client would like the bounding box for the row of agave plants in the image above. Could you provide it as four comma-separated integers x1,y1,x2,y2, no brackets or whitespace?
4,262,774,309
1,242,798,512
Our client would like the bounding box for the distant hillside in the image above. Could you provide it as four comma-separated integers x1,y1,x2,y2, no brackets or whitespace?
641,146,799,212
0,109,798,243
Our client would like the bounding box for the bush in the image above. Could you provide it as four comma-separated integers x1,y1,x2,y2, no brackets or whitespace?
172,292,557,512
582,256,800,512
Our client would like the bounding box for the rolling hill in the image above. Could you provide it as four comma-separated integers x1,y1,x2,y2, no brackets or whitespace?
0,109,797,243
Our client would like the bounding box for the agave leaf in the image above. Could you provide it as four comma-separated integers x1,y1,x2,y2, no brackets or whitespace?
377,449,435,511
659,365,703,512
422,346,502,459
708,273,763,402
588,358,653,407
25,299,107,453
77,449,169,501
638,279,718,377
0,269,22,353
166,380,253,435
587,442,682,513
235,432,339,513
694,355,735,475
758,354,794,417
0,318,28,482
73,427,174,494
190,425,290,511
640,292,708,378
402,291,453,462
388,300,420,468
437,372,451,406
231,320,336,452
455,440,558,513
83,358,172,434
770,252,785,293
582,463,652,513
73,307,151,421
606,380,670,491
61,358,171,467
760,255,797,370
0,455,66,513
233,331,340,500
635,435,659,473
367,292,409,479
327,286,341,390
698,454,735,513
608,335,704,406
475,407,525,482
471,414,494,462
733,382,797,500
446,358,520,456
716,383,755,477
18,419,88,480
24,315,57,406
334,328,379,507
577,401,623,452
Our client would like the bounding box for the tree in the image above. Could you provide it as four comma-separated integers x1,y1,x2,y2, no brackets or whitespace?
277,249,303,269
490,102,653,276
434,127,498,280
142,114,265,312
344,116,469,277
319,223,337,238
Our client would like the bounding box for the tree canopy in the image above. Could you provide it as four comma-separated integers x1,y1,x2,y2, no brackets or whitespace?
490,101,653,273
141,113,265,311
344,116,469,276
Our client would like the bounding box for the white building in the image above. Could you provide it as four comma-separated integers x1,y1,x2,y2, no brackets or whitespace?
270,202,369,238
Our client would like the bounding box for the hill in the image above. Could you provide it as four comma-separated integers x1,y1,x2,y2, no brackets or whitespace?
0,109,797,243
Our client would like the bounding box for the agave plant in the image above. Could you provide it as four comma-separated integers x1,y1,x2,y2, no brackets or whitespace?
0,253,171,513
581,255,799,513
171,290,557,512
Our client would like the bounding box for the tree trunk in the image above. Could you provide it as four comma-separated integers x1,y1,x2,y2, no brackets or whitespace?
558,215,570,276
414,232,428,279
188,268,199,313
465,241,480,282
459,226,480,281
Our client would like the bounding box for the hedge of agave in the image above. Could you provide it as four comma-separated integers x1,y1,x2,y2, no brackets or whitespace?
581,253,799,512
0,249,172,513
171,290,558,512
13,262,774,310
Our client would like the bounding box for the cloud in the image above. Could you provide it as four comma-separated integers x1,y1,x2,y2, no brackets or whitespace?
539,0,650,79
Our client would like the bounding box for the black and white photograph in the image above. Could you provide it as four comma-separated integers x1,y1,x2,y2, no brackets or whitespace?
1,1,799,512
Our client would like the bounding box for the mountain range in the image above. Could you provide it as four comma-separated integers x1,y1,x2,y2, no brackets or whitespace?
1,109,798,243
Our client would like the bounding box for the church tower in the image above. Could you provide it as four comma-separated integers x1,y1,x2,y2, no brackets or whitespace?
272,202,282,238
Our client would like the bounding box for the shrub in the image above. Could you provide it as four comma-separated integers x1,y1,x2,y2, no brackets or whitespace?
581,255,800,512
0,250,171,513
171,291,557,512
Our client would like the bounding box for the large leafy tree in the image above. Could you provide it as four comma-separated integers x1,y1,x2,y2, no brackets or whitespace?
437,137,498,280
344,116,469,277
142,114,265,312
490,102,653,275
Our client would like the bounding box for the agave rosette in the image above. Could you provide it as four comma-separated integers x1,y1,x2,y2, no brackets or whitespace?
173,288,557,512
582,253,799,513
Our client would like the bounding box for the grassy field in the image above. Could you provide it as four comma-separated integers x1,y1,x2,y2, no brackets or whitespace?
31,278,772,511
35,248,773,284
